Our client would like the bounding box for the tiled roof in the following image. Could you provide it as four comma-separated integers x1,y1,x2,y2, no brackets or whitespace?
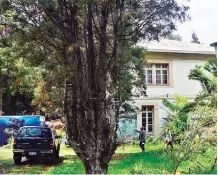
136,39,216,54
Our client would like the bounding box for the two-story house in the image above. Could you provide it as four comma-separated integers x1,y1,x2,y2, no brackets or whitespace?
132,39,216,136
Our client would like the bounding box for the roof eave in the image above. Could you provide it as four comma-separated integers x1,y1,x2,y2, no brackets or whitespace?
147,49,215,55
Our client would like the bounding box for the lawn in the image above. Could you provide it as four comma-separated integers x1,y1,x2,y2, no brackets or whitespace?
0,142,216,174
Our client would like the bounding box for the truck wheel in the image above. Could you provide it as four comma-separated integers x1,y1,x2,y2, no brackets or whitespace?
14,157,22,164
56,150,59,159
56,145,60,159
52,154,56,163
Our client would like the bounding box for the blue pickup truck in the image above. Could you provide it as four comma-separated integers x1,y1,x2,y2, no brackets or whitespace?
0,115,45,146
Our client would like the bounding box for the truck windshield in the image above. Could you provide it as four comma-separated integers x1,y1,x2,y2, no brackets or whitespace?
17,127,52,138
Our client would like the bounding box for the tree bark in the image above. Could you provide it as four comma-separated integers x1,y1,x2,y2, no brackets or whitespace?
0,88,2,113
61,1,119,174
83,158,108,174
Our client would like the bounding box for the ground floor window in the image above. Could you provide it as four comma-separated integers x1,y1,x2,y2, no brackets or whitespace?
142,106,154,132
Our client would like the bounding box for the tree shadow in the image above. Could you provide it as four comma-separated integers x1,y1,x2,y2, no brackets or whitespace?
18,156,64,166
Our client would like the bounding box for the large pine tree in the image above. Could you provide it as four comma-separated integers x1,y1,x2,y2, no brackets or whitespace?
0,0,189,173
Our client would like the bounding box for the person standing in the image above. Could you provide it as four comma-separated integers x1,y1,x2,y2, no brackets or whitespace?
165,129,173,149
134,127,146,152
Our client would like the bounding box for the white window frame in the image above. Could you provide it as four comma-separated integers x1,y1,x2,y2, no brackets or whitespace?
142,106,154,133
145,64,169,85
144,64,153,84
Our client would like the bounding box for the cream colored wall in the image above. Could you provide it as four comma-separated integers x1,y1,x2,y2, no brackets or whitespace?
133,52,216,136
144,52,215,97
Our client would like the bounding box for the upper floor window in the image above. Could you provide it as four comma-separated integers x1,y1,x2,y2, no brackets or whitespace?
145,64,169,85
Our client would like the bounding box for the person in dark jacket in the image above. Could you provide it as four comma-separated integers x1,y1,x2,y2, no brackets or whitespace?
134,127,146,152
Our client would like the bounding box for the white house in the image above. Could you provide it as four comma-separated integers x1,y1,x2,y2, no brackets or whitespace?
133,39,216,136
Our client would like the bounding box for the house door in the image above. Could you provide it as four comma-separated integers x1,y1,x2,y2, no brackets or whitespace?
142,106,153,133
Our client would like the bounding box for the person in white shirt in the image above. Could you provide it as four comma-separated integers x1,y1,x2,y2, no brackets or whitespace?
165,129,173,149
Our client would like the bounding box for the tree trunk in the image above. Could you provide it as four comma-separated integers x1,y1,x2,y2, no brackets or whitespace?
64,98,117,174
0,75,3,114
0,88,2,114
63,1,117,174
64,64,117,173
83,157,109,174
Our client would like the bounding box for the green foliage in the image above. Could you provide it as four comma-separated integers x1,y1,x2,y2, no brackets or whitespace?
204,58,217,77
151,136,161,144
55,129,66,138
189,58,217,122
162,58,217,173
0,43,44,114
49,160,85,174
49,143,216,174
119,46,147,102
146,136,153,143
189,58,217,94
162,94,191,138
131,139,139,146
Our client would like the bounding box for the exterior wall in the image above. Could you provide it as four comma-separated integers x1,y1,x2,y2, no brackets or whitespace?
145,52,214,97
133,52,216,136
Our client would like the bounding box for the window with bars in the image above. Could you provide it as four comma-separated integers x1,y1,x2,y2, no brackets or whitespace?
141,106,153,133
145,64,169,85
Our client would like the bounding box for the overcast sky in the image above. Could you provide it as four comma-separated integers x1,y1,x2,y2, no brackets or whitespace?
175,0,217,45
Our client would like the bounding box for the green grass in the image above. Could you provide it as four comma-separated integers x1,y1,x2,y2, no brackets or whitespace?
48,158,85,174
0,147,14,174
108,143,173,174
0,143,216,174
178,145,217,174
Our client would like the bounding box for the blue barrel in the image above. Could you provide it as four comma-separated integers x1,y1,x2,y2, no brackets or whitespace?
0,115,45,146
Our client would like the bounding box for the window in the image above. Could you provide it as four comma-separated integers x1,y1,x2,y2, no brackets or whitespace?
17,127,52,138
141,106,153,133
145,64,169,85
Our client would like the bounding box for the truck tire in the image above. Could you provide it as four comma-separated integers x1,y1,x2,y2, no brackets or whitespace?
14,157,22,164
56,150,59,159
56,144,60,159
52,154,56,163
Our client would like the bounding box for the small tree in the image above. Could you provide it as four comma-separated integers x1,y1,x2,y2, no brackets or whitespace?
163,59,217,174
161,94,194,142
163,105,216,174
167,34,182,41
191,31,200,44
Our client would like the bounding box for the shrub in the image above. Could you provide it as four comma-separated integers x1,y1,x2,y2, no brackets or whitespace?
152,136,162,144
131,139,139,146
146,136,153,143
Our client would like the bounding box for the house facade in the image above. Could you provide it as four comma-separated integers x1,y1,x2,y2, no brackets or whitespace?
133,40,216,136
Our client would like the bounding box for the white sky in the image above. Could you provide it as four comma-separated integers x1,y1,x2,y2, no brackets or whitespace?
175,0,217,45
